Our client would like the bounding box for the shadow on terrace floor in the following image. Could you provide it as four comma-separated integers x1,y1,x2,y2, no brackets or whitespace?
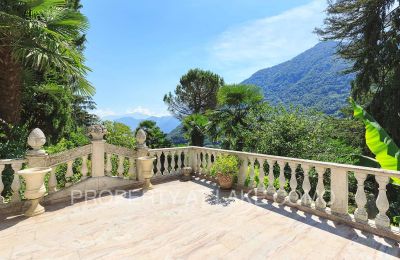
191,176,400,258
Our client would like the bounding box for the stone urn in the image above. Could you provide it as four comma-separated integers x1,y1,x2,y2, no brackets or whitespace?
17,167,52,217
181,167,192,181
137,156,156,189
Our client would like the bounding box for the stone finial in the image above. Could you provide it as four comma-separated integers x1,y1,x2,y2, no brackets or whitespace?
136,128,147,148
27,128,46,155
88,124,107,141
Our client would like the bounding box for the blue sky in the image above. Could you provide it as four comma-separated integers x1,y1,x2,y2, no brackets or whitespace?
82,0,327,118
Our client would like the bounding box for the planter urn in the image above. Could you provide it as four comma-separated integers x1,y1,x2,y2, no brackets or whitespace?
137,156,156,189
17,167,52,217
181,167,192,181
217,173,234,190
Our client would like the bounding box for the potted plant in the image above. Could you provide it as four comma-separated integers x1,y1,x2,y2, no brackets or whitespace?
211,154,240,190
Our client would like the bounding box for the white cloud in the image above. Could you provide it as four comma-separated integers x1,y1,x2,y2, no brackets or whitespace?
95,106,170,119
125,106,170,117
94,108,117,118
210,0,327,82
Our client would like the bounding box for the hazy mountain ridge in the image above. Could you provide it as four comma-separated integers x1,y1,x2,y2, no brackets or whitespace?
104,113,180,133
242,41,354,115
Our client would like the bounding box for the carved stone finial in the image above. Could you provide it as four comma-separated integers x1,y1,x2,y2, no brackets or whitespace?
88,124,107,141
27,128,46,155
136,128,147,148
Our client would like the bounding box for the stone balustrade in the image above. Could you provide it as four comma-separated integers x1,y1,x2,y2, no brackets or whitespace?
190,146,400,240
0,159,26,203
148,147,191,177
1,126,400,241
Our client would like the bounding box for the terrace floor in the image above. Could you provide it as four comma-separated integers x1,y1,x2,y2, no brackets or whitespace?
1,178,399,259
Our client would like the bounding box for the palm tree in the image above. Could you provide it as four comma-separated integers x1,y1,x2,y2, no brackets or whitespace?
182,114,209,146
209,84,264,151
0,0,94,125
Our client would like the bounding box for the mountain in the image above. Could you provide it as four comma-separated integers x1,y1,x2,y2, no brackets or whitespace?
242,41,354,115
114,115,180,133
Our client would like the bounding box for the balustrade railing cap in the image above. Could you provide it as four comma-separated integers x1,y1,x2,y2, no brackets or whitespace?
88,124,107,141
27,128,47,155
136,128,147,149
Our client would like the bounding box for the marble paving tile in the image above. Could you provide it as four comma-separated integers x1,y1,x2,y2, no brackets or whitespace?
0,180,399,260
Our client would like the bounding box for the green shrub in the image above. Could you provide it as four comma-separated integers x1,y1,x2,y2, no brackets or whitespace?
210,154,240,176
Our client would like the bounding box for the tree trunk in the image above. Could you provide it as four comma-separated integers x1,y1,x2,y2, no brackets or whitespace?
0,45,23,125
191,131,204,147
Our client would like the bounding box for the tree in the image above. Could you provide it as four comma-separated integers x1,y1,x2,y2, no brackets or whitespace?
182,114,209,146
209,84,264,151
316,0,400,145
104,121,136,149
163,69,224,120
0,0,94,125
135,120,171,148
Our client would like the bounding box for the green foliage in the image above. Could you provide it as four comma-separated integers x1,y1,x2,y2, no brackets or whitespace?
351,99,400,184
241,41,354,116
135,120,171,148
164,68,224,119
0,121,29,159
182,114,209,146
45,127,90,154
316,0,400,146
209,84,264,151
104,121,136,149
243,104,363,164
210,154,240,176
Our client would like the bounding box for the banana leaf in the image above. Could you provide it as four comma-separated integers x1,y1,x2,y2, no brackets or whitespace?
351,99,400,185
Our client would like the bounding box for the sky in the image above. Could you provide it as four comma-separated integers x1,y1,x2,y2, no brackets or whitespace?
82,0,327,118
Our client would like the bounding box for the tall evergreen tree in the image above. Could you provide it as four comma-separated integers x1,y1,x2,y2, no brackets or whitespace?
316,0,400,145
163,69,224,120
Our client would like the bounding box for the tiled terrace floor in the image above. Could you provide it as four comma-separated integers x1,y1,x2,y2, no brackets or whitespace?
0,178,399,259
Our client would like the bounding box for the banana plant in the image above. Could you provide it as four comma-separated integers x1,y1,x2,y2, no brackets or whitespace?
351,99,400,185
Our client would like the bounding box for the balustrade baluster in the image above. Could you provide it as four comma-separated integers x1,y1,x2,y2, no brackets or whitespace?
168,151,173,174
275,161,287,203
199,152,203,175
105,153,112,176
117,156,125,177
206,153,212,174
315,166,326,210
65,160,74,187
156,152,162,176
266,160,276,197
128,157,136,179
248,157,255,188
0,165,5,202
48,167,57,193
183,149,188,167
81,155,88,179
237,156,247,188
375,175,390,229
288,162,299,203
176,151,182,174
11,163,23,202
301,165,312,207
171,151,177,174
256,158,265,194
354,172,368,222
160,152,166,175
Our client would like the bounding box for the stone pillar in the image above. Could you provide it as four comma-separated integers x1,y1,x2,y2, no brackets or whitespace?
26,128,48,168
135,129,149,181
330,167,349,216
88,125,107,177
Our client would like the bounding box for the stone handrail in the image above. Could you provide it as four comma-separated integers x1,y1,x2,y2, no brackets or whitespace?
186,146,400,241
